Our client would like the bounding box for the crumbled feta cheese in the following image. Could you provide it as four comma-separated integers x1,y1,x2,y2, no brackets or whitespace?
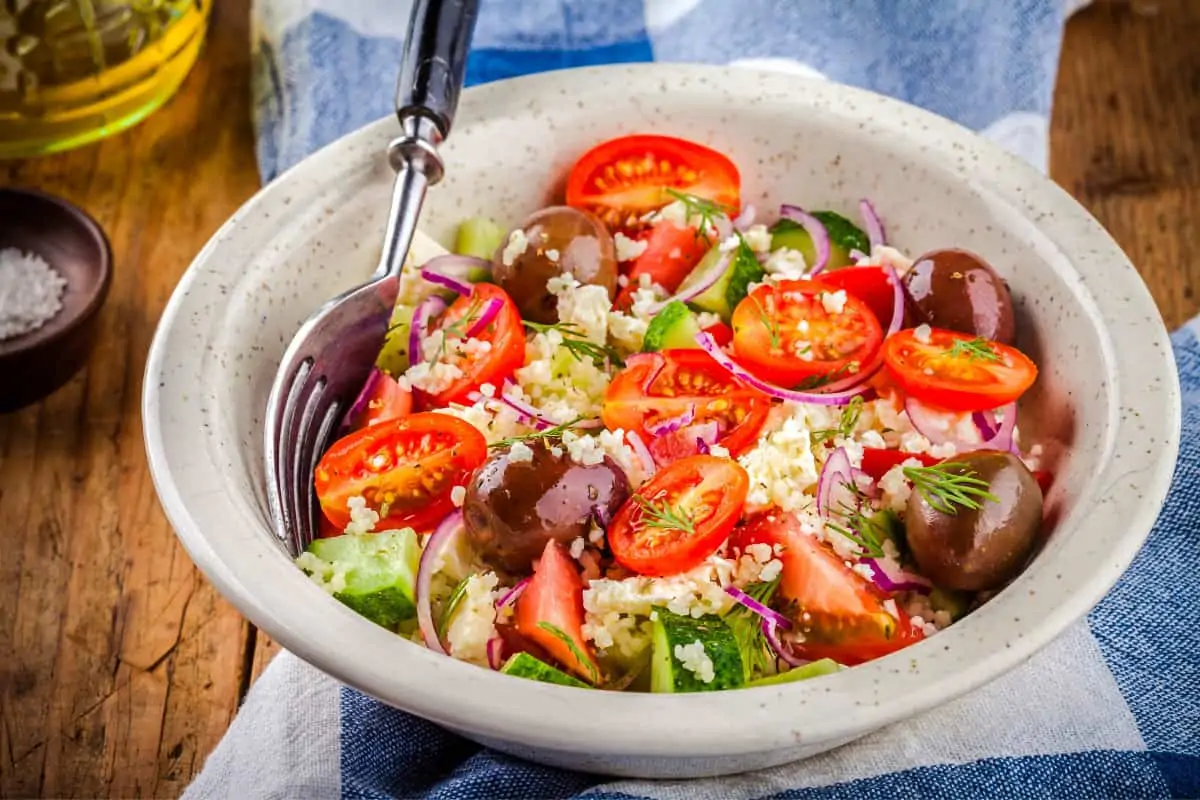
450,485,466,508
545,248,560,262
929,441,958,459
900,431,934,454
479,382,497,398
708,443,731,459
569,536,586,560
501,228,529,267
763,247,808,280
694,311,722,329
550,275,610,344
344,495,379,535
719,234,741,253
445,572,500,665
820,289,848,315
914,323,933,344
404,359,465,396
758,559,783,583
614,232,649,263
851,562,876,580
737,405,824,513
674,640,716,684
879,461,921,513
508,441,535,463
742,224,773,254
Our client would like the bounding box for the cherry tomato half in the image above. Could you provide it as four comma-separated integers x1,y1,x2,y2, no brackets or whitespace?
346,370,413,432
624,221,710,293
565,134,740,234
515,540,600,683
422,283,525,407
731,279,883,387
882,327,1037,412
816,266,900,332
601,350,771,461
858,447,937,483
314,412,487,533
608,455,749,576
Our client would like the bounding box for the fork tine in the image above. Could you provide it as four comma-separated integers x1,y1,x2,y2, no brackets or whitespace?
270,358,312,548
290,375,327,553
303,399,344,549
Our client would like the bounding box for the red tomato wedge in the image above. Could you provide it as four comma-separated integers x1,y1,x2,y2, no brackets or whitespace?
732,279,884,387
565,134,740,234
1033,470,1054,495
516,540,600,683
314,412,487,533
421,283,526,408
624,222,710,292
859,448,938,483
732,512,923,666
882,327,1037,412
816,266,900,332
347,370,413,431
702,321,734,349
601,350,771,461
608,455,749,576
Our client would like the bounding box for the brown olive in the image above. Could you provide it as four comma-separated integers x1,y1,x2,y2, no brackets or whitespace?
463,440,629,575
492,206,618,324
905,450,1042,592
903,249,1016,345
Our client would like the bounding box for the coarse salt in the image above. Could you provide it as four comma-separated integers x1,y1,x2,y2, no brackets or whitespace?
0,248,67,340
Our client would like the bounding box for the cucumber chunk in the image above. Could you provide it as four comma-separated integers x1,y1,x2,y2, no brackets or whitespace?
650,608,745,693
678,237,764,321
376,302,416,376
769,211,869,271
454,216,507,264
501,652,591,688
743,658,841,688
299,529,420,630
642,300,703,352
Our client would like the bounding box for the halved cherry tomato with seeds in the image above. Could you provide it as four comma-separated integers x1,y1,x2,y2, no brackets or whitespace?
608,455,749,576
601,349,771,461
624,222,710,293
314,412,487,533
882,327,1037,412
565,134,740,235
732,512,922,666
420,283,525,408
732,279,883,387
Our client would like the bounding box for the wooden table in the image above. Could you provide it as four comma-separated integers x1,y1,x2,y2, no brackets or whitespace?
1,0,1197,795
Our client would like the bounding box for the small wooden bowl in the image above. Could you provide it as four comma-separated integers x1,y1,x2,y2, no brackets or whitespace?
0,188,112,413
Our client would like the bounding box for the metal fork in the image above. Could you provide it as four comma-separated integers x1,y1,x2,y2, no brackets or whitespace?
264,0,480,556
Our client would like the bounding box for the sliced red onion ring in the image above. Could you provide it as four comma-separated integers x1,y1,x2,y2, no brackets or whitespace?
695,332,871,406
860,557,933,594
627,431,656,477
495,577,530,612
817,446,856,518
685,420,720,454
780,205,830,275
905,396,979,448
415,511,463,655
725,586,792,629
486,636,505,670
591,504,611,529
409,295,448,364
646,405,696,436
340,367,384,432
849,248,868,262
974,402,1018,453
651,251,731,312
464,297,502,338
732,204,757,232
860,198,886,250
419,254,491,296
972,411,998,440
882,264,904,337
763,618,806,667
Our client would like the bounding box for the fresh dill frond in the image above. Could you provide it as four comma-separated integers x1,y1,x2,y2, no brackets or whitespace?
436,576,471,641
489,416,590,449
903,461,1000,515
725,578,782,679
426,295,485,365
664,188,733,244
536,622,598,683
946,336,1002,363
633,495,696,535
749,293,781,351
811,396,864,444
794,362,855,391
522,320,625,368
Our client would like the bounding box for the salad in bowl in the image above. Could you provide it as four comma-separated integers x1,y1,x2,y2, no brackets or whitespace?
294,133,1047,693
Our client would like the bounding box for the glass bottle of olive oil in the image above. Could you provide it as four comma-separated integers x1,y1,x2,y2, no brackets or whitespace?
0,0,210,159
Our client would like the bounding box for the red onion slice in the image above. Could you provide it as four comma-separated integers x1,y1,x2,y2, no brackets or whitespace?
419,254,491,296
685,420,720,454
859,199,886,249
726,586,792,629
651,251,732,312
495,577,530,612
409,295,448,365
646,405,696,436
415,511,463,655
816,446,856,518
849,248,868,262
974,402,1018,453
904,396,979,448
464,297,502,338
763,618,806,667
627,431,656,477
695,333,871,406
860,557,933,595
780,205,830,274
340,367,384,432
732,204,757,232
486,636,505,670
882,264,904,338
591,504,611,529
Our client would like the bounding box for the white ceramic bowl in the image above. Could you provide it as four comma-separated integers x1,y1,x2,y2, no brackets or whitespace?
143,64,1179,778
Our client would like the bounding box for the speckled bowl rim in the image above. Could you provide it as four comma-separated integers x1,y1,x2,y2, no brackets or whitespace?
144,64,1179,760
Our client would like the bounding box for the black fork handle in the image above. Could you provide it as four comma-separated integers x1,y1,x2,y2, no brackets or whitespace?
394,0,480,139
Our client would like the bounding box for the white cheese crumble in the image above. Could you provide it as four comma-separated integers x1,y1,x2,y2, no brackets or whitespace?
879,460,922,513
545,248,560,262
450,485,467,508
674,640,716,684
820,289,848,315
763,247,808,280
508,441,535,463
344,495,379,535
501,228,529,267
445,572,500,665
614,232,649,262
569,536,586,560
742,224,773,254
914,323,933,344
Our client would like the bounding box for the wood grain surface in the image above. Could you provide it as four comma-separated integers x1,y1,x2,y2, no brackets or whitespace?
1,0,1197,796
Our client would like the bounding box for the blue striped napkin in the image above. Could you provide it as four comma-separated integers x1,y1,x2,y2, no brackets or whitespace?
183,1,1198,797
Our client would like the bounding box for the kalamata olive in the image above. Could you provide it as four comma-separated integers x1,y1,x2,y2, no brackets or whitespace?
905,450,1043,592
463,440,629,575
903,249,1016,345
492,206,618,324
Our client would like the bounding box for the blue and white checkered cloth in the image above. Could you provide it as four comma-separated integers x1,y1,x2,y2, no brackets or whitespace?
185,1,1199,797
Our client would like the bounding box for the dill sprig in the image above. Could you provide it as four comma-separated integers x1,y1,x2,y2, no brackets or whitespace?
664,188,733,244
749,293,781,351
903,461,999,515
436,576,471,641
826,512,887,559
946,336,1002,363
811,396,864,444
536,622,599,684
523,320,625,368
725,578,781,679
634,495,696,535
427,295,485,365
794,362,855,391
489,416,591,450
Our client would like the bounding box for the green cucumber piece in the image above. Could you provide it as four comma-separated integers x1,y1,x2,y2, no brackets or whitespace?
678,237,765,321
301,529,420,630
650,608,745,693
501,652,591,688
376,302,416,376
743,658,841,688
769,211,869,271
454,216,507,264
642,300,703,352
